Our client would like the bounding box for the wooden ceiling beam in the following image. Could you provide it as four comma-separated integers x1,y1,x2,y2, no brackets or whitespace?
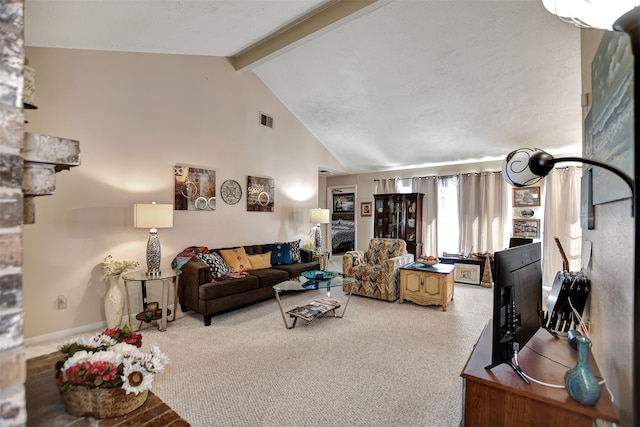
229,0,384,71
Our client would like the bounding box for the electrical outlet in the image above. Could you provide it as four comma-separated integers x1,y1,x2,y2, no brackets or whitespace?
57,295,67,310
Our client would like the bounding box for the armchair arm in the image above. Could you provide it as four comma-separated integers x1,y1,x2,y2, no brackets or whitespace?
342,250,366,275
383,253,415,274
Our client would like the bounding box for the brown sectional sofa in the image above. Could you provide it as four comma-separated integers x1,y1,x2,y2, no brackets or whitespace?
179,243,320,326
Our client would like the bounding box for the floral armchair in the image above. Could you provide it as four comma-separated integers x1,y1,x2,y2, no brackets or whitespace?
342,238,414,301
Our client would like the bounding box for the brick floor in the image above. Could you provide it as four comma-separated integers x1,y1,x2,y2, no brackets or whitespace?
26,352,190,426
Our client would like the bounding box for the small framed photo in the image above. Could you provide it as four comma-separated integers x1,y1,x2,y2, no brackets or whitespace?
361,202,372,217
513,219,540,239
513,187,540,207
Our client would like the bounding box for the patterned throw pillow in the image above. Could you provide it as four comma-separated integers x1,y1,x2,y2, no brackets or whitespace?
195,252,232,278
266,243,292,266
277,239,301,263
219,247,253,272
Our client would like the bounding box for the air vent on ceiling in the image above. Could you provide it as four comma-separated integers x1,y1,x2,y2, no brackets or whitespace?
259,112,273,128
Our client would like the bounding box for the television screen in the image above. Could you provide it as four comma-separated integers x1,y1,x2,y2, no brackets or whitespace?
485,242,543,382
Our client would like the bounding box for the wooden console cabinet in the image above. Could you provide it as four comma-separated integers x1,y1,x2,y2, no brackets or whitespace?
461,322,619,427
399,263,455,311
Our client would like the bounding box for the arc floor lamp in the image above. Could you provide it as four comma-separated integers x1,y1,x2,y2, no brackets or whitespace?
508,3,640,425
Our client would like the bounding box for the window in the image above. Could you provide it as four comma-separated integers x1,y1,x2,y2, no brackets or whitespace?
437,175,459,255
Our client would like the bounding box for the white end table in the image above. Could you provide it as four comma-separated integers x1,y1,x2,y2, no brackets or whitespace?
122,269,181,332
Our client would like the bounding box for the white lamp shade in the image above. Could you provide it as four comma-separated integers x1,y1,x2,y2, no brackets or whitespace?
134,203,174,229
502,148,547,187
309,208,330,224
542,0,640,30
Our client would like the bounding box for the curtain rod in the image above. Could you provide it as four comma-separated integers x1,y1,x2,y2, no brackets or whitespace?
373,171,502,182
372,166,581,182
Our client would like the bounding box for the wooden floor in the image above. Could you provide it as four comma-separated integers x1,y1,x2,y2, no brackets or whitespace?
26,352,190,426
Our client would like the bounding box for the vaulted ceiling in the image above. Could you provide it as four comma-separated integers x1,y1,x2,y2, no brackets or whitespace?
25,0,584,174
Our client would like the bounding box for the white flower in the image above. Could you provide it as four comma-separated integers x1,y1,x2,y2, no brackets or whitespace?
111,342,141,356
121,360,154,395
62,350,93,371
148,345,170,373
88,334,118,348
102,255,139,276
57,336,90,351
88,349,121,365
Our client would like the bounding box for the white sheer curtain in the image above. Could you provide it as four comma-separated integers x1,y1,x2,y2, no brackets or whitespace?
458,172,505,254
375,179,398,194
413,176,437,256
542,167,582,287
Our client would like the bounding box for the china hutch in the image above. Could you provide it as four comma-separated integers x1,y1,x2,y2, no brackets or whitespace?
373,193,424,258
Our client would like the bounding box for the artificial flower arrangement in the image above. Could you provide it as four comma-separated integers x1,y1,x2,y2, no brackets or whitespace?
102,255,139,276
56,325,168,396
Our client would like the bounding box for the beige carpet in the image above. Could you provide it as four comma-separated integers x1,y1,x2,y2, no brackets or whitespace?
26,259,493,427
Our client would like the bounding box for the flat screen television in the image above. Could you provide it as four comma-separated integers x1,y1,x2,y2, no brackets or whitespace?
485,242,544,383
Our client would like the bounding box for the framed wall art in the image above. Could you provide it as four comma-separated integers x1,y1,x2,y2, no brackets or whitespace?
513,187,540,207
333,193,355,213
247,176,274,212
174,165,216,211
454,264,481,285
361,202,372,217
513,219,540,239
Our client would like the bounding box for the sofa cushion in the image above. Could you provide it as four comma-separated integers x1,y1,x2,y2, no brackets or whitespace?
219,247,252,272
196,252,232,278
247,252,272,270
199,275,260,300
248,268,290,288
266,243,291,265
277,239,301,263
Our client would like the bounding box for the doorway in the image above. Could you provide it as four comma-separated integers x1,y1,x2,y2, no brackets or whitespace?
328,185,356,255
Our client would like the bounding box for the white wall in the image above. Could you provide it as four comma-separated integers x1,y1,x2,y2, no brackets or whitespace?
580,30,633,425
22,47,346,339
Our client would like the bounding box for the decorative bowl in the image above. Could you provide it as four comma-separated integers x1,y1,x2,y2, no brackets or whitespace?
302,270,339,280
419,258,438,267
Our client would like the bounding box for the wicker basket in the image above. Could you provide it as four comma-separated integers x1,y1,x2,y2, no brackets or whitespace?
61,386,148,418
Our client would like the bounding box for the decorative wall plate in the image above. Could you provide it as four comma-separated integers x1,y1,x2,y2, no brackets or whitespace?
220,179,242,205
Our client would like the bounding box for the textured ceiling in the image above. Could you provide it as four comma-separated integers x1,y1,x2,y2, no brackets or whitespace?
25,0,584,174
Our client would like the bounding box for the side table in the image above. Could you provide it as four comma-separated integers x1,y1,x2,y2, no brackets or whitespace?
399,262,455,311
313,250,330,270
122,269,181,332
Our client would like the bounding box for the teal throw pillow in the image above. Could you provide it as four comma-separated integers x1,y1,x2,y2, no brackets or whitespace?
266,243,292,265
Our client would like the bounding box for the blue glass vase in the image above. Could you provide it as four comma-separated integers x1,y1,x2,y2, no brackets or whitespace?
564,335,602,406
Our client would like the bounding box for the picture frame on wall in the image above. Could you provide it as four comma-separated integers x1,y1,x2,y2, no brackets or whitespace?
247,176,274,212
361,202,372,217
513,187,540,207
513,219,540,239
174,164,216,211
333,193,355,213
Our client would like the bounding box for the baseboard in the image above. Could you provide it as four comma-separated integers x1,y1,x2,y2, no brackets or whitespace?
24,319,109,347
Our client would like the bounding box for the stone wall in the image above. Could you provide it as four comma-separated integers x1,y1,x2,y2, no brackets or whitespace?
0,0,26,425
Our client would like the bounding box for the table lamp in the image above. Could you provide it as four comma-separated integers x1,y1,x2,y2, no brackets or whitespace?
309,208,330,251
134,202,173,276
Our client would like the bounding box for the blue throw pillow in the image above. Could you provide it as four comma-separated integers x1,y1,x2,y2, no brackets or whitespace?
266,243,292,266
276,239,301,263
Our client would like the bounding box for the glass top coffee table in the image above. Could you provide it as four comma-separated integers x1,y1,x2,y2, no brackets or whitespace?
273,272,356,329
